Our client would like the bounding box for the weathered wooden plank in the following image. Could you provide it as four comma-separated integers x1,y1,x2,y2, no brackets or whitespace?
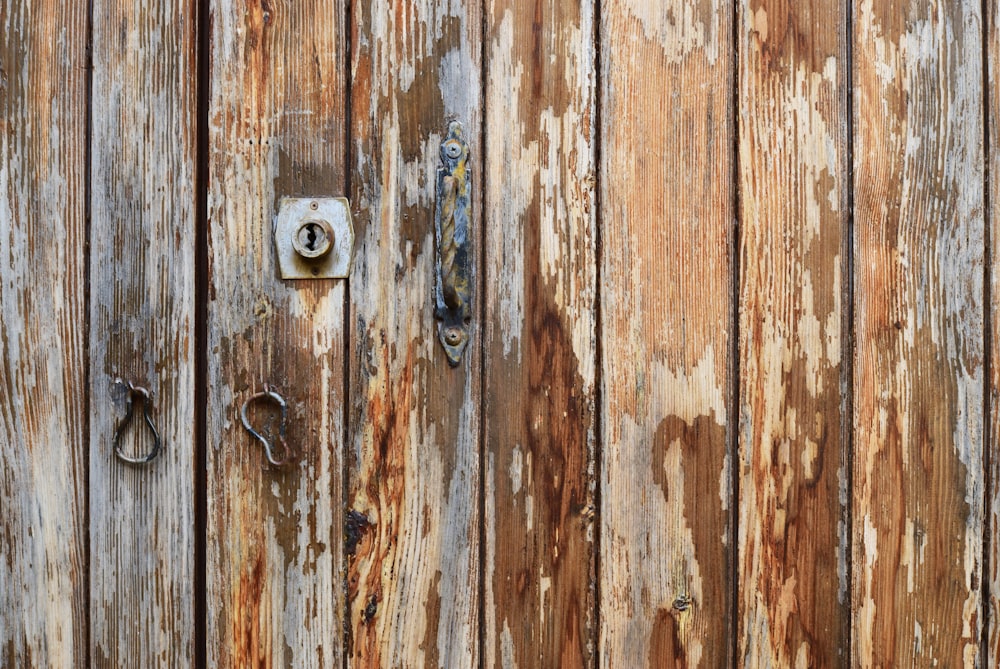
988,0,1000,661
853,0,985,665
206,1,347,666
87,0,197,665
599,1,735,666
346,2,482,667
482,1,598,667
737,1,849,666
0,1,89,665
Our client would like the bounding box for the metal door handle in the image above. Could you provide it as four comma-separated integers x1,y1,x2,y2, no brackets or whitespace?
434,120,472,366
112,379,161,465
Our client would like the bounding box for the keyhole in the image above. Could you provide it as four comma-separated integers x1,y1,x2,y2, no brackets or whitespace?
292,219,333,259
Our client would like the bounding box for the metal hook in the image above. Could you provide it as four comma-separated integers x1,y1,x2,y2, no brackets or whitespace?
240,385,292,467
112,379,162,465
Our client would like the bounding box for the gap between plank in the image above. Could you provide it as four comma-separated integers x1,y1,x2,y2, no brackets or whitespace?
342,0,354,666
728,3,742,666
477,1,488,666
84,0,95,665
194,0,211,665
980,0,993,663
843,0,857,663
592,0,605,666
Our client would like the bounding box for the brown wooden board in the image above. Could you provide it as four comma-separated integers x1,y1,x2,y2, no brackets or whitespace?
853,0,986,665
482,1,598,667
736,1,850,665
205,1,348,665
991,0,1000,661
345,1,483,667
87,0,198,664
0,0,89,665
599,1,736,665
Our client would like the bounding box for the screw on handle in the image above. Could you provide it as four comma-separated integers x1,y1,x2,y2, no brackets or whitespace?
240,385,293,467
112,379,162,465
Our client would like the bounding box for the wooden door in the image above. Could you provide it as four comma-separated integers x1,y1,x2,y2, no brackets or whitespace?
2,1,997,667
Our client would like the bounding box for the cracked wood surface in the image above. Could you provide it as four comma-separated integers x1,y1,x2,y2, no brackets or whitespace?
483,1,598,667
345,2,482,667
737,1,850,666
88,0,197,665
599,1,736,666
205,1,348,666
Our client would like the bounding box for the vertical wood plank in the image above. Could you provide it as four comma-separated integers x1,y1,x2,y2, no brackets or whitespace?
853,0,985,665
0,1,89,665
482,1,598,667
599,1,735,666
88,0,197,665
206,1,347,666
346,1,482,667
990,0,1000,660
736,1,849,666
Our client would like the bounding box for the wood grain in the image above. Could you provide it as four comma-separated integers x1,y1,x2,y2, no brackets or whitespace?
991,0,1000,661
599,1,735,666
853,0,986,665
482,1,598,667
0,0,89,665
205,1,348,666
87,0,197,664
737,1,849,666
345,1,482,667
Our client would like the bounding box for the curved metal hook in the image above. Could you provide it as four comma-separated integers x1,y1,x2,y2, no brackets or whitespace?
112,379,162,465
240,386,292,467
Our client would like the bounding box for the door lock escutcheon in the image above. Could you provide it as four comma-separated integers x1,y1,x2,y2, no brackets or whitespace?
275,197,354,279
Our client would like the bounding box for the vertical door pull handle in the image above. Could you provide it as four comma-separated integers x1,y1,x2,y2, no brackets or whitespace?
434,120,472,367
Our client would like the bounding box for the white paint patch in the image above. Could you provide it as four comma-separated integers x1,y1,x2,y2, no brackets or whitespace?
623,0,722,64
438,47,476,125
539,571,551,632
857,514,879,666
484,452,498,669
719,449,731,515
648,348,727,426
509,444,523,496
537,104,597,387
801,438,819,482
501,621,518,669
487,12,531,361
795,641,811,669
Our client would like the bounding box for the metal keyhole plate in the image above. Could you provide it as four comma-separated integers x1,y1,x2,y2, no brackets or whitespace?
275,197,354,279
